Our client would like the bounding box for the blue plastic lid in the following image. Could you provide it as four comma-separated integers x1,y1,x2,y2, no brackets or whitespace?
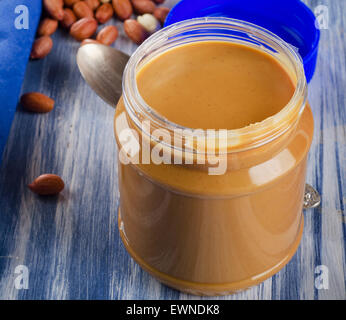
165,0,320,82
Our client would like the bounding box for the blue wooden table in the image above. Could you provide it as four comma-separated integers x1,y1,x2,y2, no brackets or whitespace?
0,0,345,300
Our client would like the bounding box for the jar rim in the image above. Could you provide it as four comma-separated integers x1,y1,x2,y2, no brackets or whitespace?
122,17,307,153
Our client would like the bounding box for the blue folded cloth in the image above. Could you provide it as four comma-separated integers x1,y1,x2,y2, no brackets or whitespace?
0,0,42,162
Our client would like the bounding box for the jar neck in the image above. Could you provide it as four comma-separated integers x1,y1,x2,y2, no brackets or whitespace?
122,17,307,154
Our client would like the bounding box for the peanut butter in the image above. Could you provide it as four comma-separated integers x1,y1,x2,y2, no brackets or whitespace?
137,42,295,130
115,33,313,295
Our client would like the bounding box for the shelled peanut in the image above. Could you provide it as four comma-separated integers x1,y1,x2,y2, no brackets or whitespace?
95,3,114,23
28,174,65,195
70,17,98,40
20,92,55,113
73,1,94,19
30,0,171,60
97,25,119,44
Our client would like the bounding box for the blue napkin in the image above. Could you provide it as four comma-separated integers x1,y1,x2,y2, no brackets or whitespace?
0,0,42,162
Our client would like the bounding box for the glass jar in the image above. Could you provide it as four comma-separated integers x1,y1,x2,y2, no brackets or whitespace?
114,18,313,295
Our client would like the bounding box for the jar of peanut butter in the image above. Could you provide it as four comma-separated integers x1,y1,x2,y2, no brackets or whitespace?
114,18,313,295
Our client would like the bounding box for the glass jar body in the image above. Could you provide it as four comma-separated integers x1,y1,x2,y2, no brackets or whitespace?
114,99,313,295
114,17,313,295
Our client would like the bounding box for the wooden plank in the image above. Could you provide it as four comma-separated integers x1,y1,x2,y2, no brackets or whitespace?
0,0,345,300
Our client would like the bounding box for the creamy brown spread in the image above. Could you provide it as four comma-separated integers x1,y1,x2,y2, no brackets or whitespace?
137,41,295,130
